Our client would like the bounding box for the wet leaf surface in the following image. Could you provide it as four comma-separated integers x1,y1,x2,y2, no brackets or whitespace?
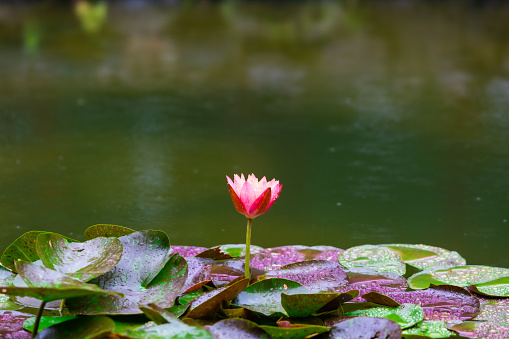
322,317,402,339
194,246,232,260
126,322,214,339
33,315,115,339
0,232,77,273
186,277,249,318
171,246,208,258
402,320,455,338
408,266,509,297
217,244,264,258
281,292,339,318
0,310,33,339
260,323,328,338
264,260,348,293
344,303,424,329
232,278,304,317
381,244,466,271
36,233,123,282
23,316,78,332
339,245,406,275
206,318,270,339
84,224,136,240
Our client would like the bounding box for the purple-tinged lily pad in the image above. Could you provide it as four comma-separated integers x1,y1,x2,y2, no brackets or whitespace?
381,244,466,270
250,246,343,272
344,303,424,329
195,247,232,260
264,260,348,293
402,320,455,338
369,285,480,321
0,260,122,302
338,245,405,275
408,265,509,297
185,278,249,319
36,233,123,282
83,224,136,240
337,267,408,302
65,231,185,314
182,257,213,293
0,310,33,339
217,244,264,258
322,317,402,339
260,323,329,339
231,278,304,317
172,246,208,258
205,318,269,339
0,231,77,273
33,316,115,339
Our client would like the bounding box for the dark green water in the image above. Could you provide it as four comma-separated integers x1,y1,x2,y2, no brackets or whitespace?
1,1,508,267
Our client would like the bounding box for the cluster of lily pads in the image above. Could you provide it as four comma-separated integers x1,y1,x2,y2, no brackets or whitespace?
1,225,509,338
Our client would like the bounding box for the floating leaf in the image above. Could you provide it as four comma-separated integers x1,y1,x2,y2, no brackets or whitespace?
231,278,304,317
0,261,122,302
126,322,213,339
339,245,406,275
33,315,115,339
381,244,466,270
408,265,509,297
260,323,329,338
0,310,33,339
172,246,208,258
205,318,269,339
344,303,424,329
182,257,213,293
186,278,249,318
281,291,339,317
251,246,343,271
217,244,264,258
36,233,123,282
323,317,402,338
194,247,232,260
1,232,77,272
402,320,455,338
264,260,348,293
83,224,136,240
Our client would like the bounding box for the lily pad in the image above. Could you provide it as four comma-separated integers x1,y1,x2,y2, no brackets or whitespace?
264,260,348,293
36,233,123,282
260,323,329,339
66,246,187,315
33,315,115,339
344,303,424,329
281,291,340,317
250,246,343,271
23,316,78,332
206,318,270,339
369,285,480,321
0,231,77,272
339,245,406,275
408,265,509,297
186,278,249,318
172,246,208,258
381,244,466,270
402,320,455,338
194,247,232,260
0,260,122,302
231,278,304,317
0,310,33,339
83,224,136,240
126,322,214,339
323,317,402,338
217,244,264,258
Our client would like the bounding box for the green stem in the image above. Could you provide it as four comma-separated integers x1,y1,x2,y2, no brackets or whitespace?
32,300,47,339
245,218,253,279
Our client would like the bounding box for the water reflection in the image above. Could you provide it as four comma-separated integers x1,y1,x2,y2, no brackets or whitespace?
0,0,508,267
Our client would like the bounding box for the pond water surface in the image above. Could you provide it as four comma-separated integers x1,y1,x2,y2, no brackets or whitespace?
1,1,509,267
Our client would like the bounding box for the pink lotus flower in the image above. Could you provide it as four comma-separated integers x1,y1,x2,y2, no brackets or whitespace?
227,173,282,219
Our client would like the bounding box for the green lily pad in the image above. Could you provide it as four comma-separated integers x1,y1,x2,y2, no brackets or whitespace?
186,278,249,318
281,292,339,317
0,231,77,272
23,316,78,332
33,315,115,339
66,237,187,315
344,303,424,329
217,244,264,258
231,278,305,317
126,322,214,339
339,245,406,275
260,323,329,339
381,244,466,270
84,224,136,240
0,260,122,302
36,233,123,282
408,266,509,297
402,320,455,338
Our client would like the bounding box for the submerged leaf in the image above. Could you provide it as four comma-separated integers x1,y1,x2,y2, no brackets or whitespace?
36,233,123,282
